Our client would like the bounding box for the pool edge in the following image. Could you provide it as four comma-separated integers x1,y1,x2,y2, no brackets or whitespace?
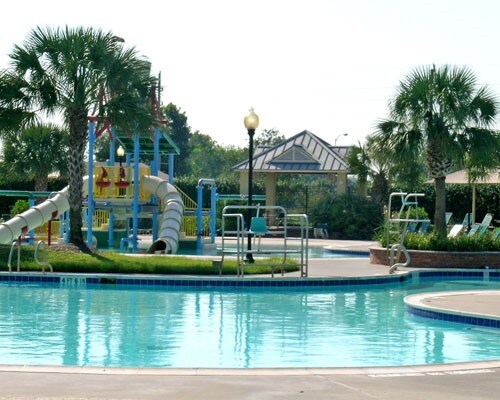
0,360,499,376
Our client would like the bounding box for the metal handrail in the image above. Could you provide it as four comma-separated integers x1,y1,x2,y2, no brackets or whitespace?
220,205,309,277
221,212,245,275
34,240,53,273
7,239,21,273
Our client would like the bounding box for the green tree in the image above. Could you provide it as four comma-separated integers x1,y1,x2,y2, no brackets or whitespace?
0,70,36,131
187,132,245,179
346,142,370,196
255,128,285,146
2,123,68,192
162,103,192,175
5,26,155,247
374,65,500,237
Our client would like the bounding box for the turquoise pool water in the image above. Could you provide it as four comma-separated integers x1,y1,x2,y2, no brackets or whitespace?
1,278,500,368
175,245,368,258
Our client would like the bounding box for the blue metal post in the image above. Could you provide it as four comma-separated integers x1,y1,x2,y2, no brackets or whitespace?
108,129,116,249
168,153,175,184
87,121,95,247
210,186,217,244
152,128,160,176
132,133,140,252
196,183,203,253
64,211,70,243
152,129,160,242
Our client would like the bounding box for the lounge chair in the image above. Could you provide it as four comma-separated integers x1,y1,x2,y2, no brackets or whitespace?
448,212,473,238
417,221,430,234
446,212,453,225
492,228,500,240
467,213,493,238
314,223,329,239
462,213,473,229
448,224,464,238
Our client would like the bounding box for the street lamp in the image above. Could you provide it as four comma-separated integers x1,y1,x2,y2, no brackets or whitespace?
117,145,125,167
334,133,348,146
244,108,259,263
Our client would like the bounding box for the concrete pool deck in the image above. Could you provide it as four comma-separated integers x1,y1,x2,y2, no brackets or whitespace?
2,238,500,399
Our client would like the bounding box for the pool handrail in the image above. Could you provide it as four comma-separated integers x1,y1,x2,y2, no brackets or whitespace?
34,240,53,273
221,205,309,277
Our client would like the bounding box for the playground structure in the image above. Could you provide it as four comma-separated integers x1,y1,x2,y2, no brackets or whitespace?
0,165,254,257
0,91,305,261
0,114,190,254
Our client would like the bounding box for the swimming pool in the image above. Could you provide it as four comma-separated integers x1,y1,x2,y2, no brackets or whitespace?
1,272,499,368
175,245,369,258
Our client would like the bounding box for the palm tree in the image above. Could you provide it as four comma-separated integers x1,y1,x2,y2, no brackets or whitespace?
346,142,370,196
2,123,68,192
6,26,155,247
0,70,36,130
374,65,500,237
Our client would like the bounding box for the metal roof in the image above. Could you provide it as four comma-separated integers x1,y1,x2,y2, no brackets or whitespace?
114,130,180,156
233,130,351,173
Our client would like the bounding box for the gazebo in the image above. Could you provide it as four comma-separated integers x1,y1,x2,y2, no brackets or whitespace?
444,168,500,223
233,130,352,221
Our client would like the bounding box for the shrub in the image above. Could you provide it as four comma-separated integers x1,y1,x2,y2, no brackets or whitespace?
377,232,500,252
312,194,383,240
10,199,29,217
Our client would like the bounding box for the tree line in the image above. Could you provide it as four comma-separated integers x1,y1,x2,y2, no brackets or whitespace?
1,26,498,244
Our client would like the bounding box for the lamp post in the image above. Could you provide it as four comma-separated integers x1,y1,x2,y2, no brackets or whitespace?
117,145,125,167
334,133,348,146
244,108,259,263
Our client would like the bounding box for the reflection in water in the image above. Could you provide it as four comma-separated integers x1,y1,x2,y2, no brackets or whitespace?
0,280,499,368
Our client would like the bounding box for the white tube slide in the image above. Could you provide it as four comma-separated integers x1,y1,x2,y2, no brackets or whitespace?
0,188,69,244
141,175,184,254
0,177,89,245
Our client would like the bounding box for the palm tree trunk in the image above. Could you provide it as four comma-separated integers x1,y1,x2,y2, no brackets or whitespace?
35,174,48,192
372,172,388,205
67,111,88,247
434,176,447,237
35,174,48,205
356,177,368,197
428,142,452,239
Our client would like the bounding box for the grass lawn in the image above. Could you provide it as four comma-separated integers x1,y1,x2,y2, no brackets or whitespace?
0,244,299,276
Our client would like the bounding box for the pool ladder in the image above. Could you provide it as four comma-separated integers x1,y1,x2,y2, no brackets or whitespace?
386,192,429,274
7,240,53,273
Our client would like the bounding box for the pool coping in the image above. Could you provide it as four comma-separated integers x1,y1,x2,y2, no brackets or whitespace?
0,360,499,376
405,290,500,328
1,268,498,287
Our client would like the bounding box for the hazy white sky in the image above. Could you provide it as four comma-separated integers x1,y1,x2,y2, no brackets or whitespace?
1,0,500,147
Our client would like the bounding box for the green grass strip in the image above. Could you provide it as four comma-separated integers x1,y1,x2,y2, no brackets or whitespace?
0,245,299,276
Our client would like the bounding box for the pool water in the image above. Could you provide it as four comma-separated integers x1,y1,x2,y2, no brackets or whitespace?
176,245,367,258
1,278,500,368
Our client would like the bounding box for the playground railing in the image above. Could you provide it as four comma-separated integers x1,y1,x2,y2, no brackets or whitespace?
93,165,150,200
175,186,198,211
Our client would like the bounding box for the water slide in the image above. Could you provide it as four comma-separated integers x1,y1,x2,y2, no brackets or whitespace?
0,186,72,245
0,175,184,254
142,175,184,254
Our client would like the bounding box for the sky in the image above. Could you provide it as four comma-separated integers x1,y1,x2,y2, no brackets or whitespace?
1,0,500,148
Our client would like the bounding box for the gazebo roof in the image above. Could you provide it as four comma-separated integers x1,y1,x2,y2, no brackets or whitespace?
444,169,500,184
233,130,351,173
